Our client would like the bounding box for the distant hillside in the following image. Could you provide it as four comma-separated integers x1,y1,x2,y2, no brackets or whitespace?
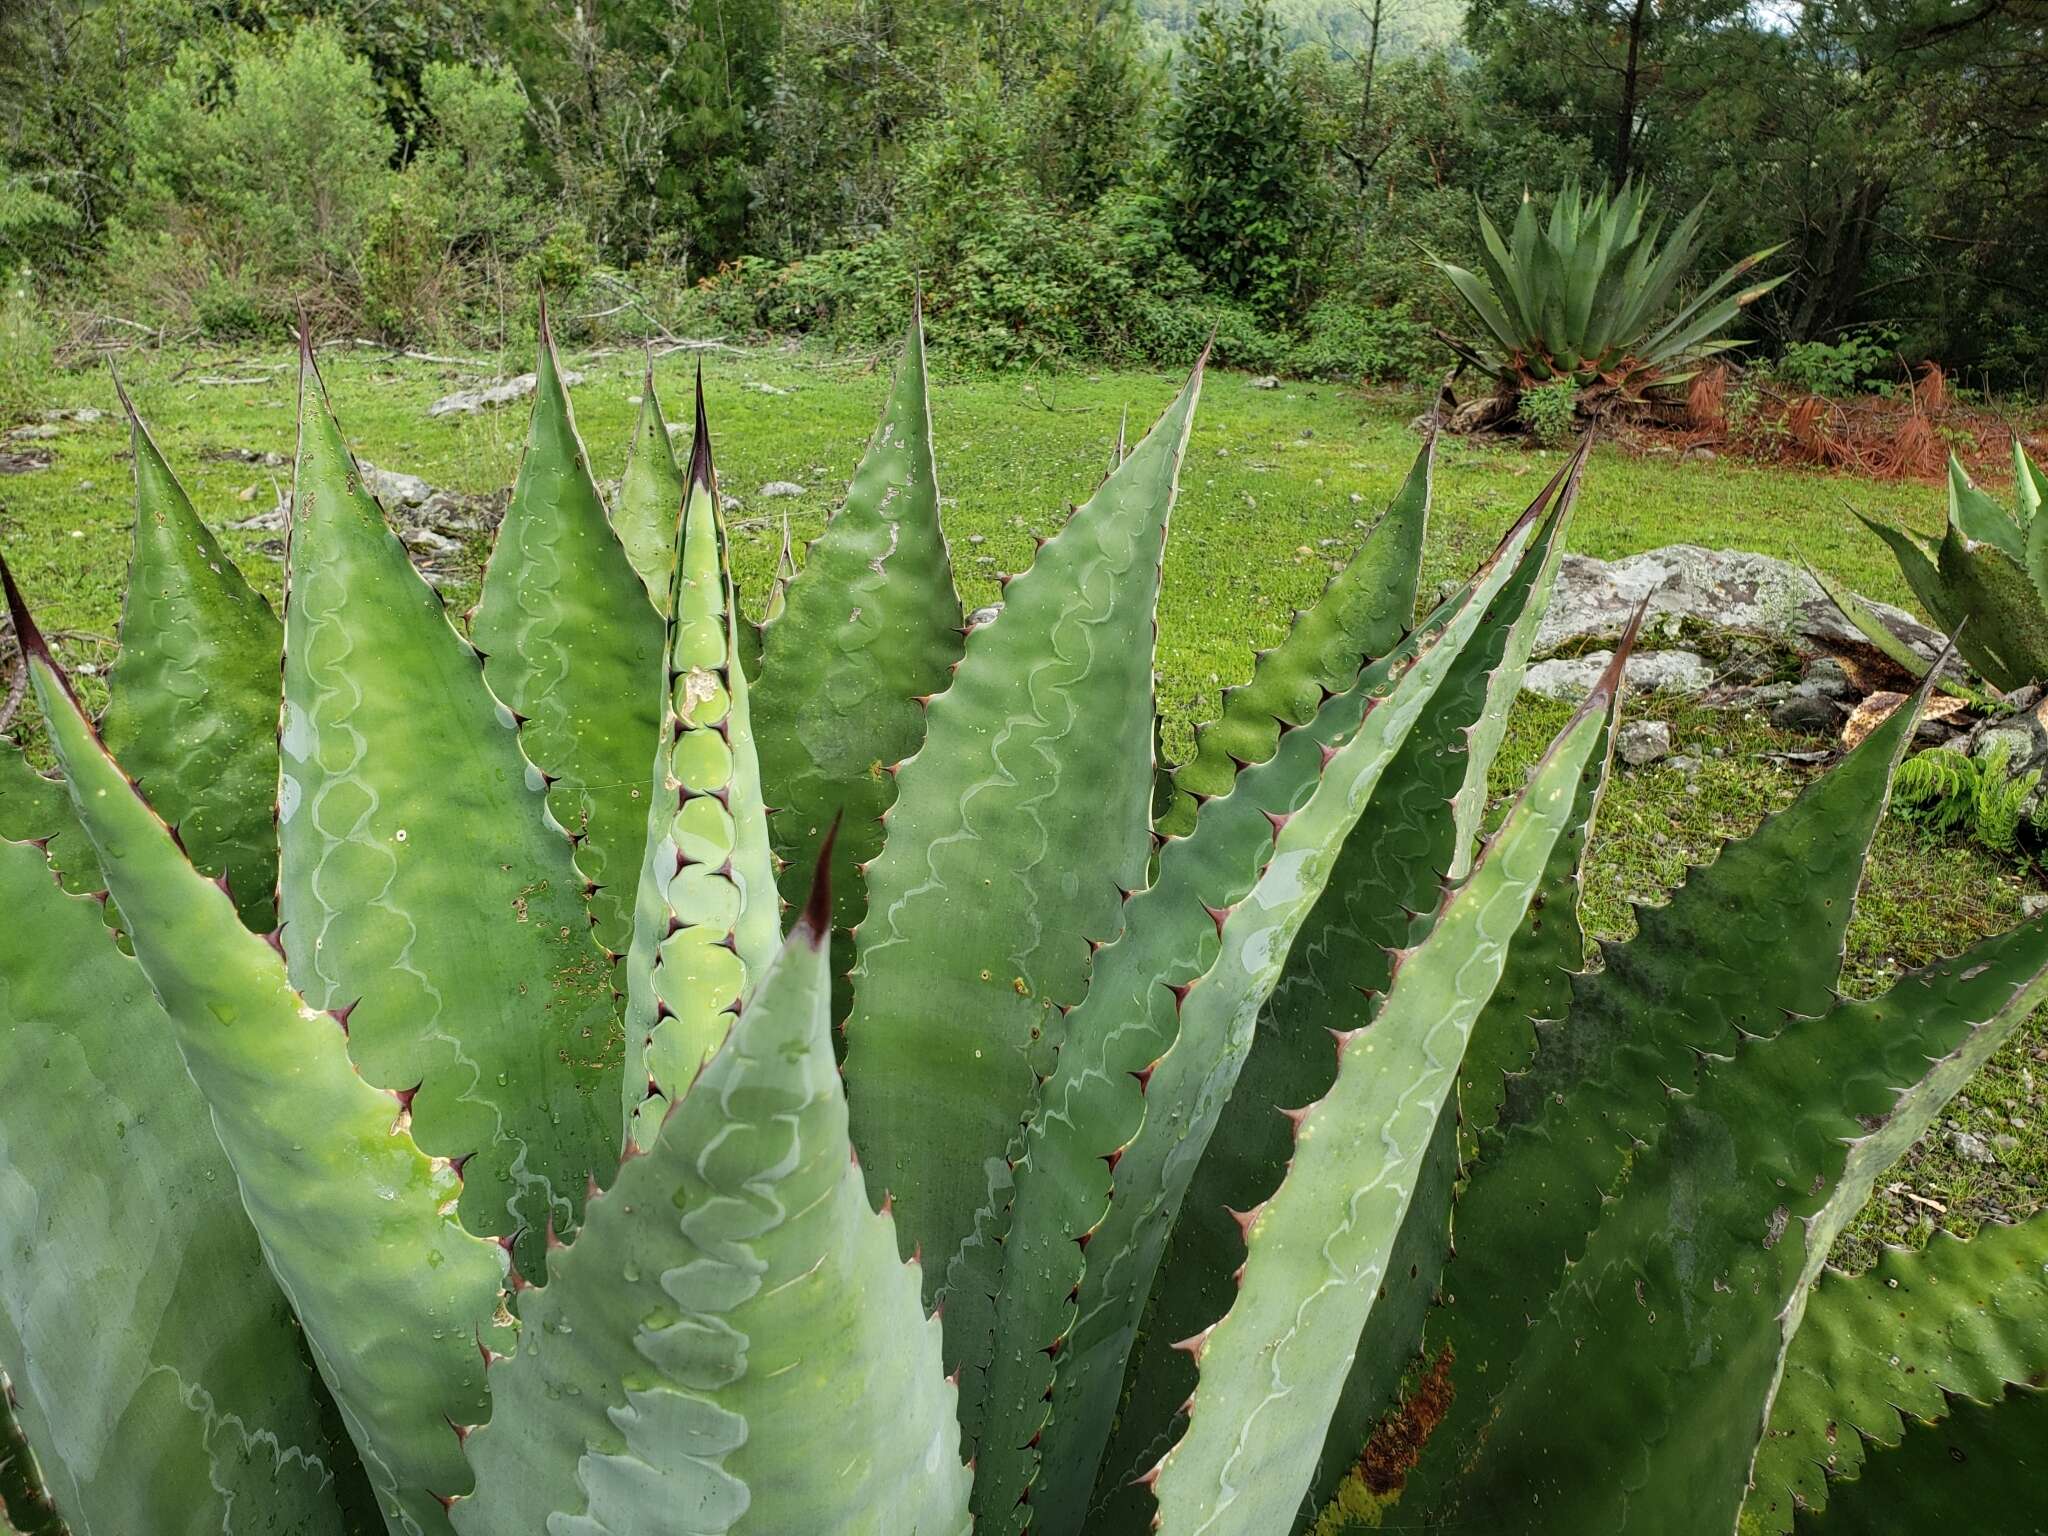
1136,0,1466,57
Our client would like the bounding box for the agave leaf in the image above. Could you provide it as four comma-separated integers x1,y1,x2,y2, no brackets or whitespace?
1791,1385,2048,1533
1432,261,1524,363
280,334,621,1273
1088,453,1588,1533
843,352,1205,1323
1410,664,1936,1508
1157,435,1431,837
1856,512,1966,640
9,566,507,1536
453,853,973,1536
1454,667,1611,1157
620,376,781,1149
2015,441,2048,617
1946,454,2025,563
99,373,281,931
752,301,963,1020
0,1382,65,1536
472,304,666,960
0,825,379,1535
1934,519,2048,690
614,355,685,616
1639,275,1787,378
1030,483,1578,1536
1803,561,1986,705
0,742,105,904
1635,250,1785,366
1145,642,1632,1535
2017,439,2048,524
1752,1213,2048,1531
1435,903,2048,1533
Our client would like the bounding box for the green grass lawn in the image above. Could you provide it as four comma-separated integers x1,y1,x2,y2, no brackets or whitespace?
0,338,2036,1266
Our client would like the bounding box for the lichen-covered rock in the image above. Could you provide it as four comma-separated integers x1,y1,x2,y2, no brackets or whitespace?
1523,648,1714,703
1535,546,1944,662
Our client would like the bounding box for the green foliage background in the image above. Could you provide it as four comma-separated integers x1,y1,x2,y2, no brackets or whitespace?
0,0,2043,386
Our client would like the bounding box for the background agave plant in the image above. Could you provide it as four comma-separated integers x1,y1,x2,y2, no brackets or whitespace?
1840,443,2048,692
1432,177,1784,425
0,301,2042,1536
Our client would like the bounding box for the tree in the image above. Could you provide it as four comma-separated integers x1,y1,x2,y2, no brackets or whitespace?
1163,0,1324,317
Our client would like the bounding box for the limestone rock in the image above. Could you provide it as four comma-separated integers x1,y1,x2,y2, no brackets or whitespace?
1522,649,1714,704
427,370,584,418
1535,546,1944,663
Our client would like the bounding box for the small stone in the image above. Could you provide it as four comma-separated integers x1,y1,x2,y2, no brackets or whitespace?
1974,720,2048,776
759,481,806,499
2023,893,2048,918
721,494,741,513
1669,755,1701,774
1771,692,1847,735
1686,446,1717,461
967,605,1002,628
1349,493,1363,506
401,527,463,556
9,423,61,440
1993,1133,2021,1154
1618,721,1673,767
1250,376,1279,389
968,534,985,545
1800,656,1856,700
743,381,792,395
1950,1130,1997,1165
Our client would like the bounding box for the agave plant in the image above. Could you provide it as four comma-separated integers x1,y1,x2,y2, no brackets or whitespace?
1836,443,2048,692
1432,177,1784,423
0,299,2041,1536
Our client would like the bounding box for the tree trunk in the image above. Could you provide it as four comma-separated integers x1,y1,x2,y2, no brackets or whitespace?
1614,0,1650,182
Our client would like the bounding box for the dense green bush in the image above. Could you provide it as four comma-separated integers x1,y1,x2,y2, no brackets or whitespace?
1772,329,1901,397
1162,0,1324,320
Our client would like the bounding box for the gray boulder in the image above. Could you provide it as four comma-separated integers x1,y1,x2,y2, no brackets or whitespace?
427,370,584,418
1535,546,1944,662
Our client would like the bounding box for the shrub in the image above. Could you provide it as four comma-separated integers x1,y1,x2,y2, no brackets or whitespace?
1518,376,1580,444
1772,328,1901,397
1286,297,1437,382
1162,0,1324,320
118,21,396,333
360,182,452,343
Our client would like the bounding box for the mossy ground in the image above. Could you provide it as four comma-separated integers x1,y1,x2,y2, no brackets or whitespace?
2,338,2038,1506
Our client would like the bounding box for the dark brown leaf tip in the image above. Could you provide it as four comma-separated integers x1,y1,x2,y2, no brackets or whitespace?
1,552,54,670
799,812,842,945
688,361,716,496
1584,596,1648,713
